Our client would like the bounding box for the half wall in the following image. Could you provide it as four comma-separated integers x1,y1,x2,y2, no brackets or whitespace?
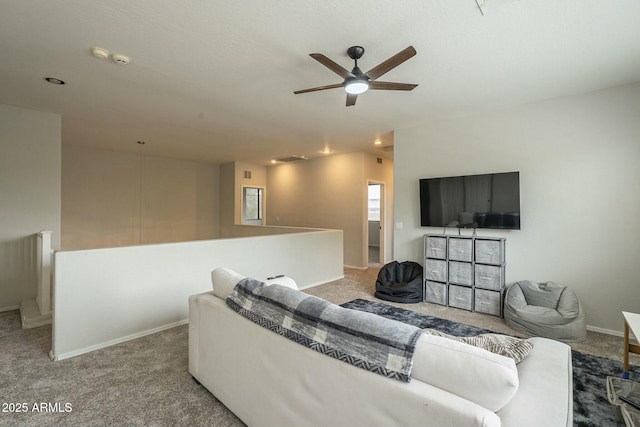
52,229,343,360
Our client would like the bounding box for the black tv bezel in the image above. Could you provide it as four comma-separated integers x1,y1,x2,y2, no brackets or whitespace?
419,171,521,230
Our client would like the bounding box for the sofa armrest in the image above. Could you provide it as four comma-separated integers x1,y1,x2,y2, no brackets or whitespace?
188,291,215,378
497,337,573,427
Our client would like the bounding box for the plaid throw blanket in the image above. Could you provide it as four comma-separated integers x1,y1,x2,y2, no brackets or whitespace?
424,329,533,363
226,278,423,382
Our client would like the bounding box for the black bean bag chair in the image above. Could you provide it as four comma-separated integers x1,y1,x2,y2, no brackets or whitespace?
374,261,423,304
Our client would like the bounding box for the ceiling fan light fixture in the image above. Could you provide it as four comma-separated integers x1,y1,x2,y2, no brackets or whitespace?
295,45,417,105
344,79,369,95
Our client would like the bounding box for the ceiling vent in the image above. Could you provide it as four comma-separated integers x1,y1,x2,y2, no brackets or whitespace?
274,155,308,163
381,145,394,152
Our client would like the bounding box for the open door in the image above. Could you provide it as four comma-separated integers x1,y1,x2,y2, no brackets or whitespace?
367,183,384,266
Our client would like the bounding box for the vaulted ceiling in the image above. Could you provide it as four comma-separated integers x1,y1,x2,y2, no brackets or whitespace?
1,0,639,165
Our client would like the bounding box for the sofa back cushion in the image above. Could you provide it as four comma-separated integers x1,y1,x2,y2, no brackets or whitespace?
211,267,298,300
211,267,246,299
263,275,299,290
411,333,520,412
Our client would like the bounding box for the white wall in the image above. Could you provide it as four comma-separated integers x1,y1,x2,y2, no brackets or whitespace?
394,82,640,333
62,144,219,250
267,152,392,268
0,104,61,310
52,229,343,359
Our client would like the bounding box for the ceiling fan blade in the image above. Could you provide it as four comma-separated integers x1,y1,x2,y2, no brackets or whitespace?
310,53,353,79
369,81,418,91
346,93,358,107
365,46,417,81
294,83,343,94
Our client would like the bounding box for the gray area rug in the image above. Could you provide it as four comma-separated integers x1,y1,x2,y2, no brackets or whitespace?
341,298,640,427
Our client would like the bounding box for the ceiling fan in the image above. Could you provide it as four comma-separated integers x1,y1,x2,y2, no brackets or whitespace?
294,45,418,107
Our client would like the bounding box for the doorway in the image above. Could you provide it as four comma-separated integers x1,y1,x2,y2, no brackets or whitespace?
367,183,384,266
242,186,265,225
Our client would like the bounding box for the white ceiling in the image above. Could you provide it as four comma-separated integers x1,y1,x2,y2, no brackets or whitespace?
1,0,640,165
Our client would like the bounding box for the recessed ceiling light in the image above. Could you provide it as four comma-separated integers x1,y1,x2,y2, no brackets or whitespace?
44,77,65,85
90,46,110,59
374,140,382,145
274,155,307,162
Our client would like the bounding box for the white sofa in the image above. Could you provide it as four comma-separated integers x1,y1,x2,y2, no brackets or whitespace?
189,269,573,427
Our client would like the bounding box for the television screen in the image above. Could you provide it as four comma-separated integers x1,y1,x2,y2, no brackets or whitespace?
419,172,520,230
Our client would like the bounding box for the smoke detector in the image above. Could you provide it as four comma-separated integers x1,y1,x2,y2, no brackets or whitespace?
111,53,130,65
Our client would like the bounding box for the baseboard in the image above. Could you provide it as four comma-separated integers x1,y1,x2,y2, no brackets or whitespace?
50,319,189,361
298,275,345,290
344,264,368,270
20,299,52,329
0,305,20,313
587,325,624,337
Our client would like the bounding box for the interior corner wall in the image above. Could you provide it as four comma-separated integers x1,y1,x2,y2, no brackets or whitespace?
0,104,61,310
219,162,236,235
218,161,267,235
62,144,220,250
393,82,640,333
266,152,367,268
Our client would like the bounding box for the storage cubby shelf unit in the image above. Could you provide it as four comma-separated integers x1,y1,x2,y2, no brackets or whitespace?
423,234,506,317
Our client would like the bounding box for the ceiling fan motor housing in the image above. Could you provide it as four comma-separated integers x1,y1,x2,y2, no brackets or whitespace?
347,46,365,60
345,47,369,94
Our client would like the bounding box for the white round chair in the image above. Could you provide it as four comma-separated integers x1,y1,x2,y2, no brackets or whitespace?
504,280,586,342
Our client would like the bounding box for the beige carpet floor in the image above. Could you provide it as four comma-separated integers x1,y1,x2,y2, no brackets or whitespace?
1,267,637,426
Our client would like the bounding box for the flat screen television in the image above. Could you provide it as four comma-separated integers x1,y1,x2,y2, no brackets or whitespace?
419,171,520,230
